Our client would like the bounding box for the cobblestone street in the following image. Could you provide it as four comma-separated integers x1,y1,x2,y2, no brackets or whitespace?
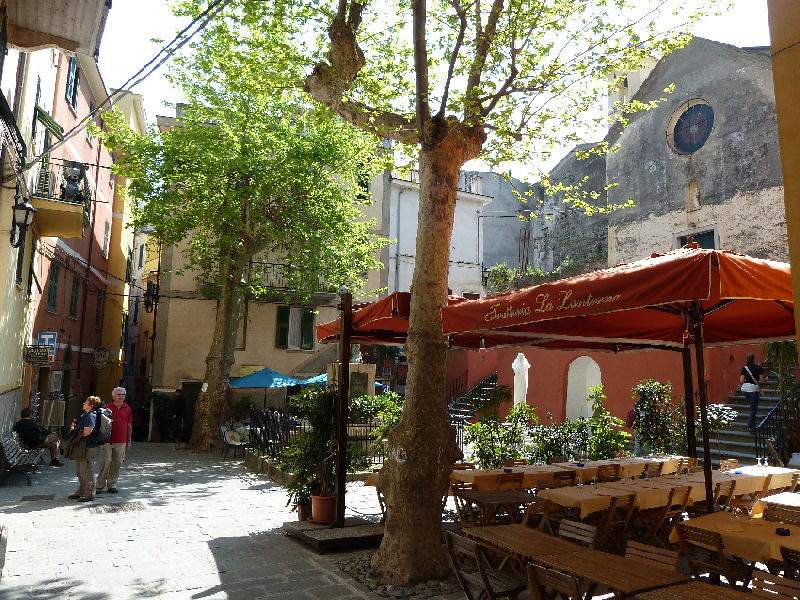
0,442,458,600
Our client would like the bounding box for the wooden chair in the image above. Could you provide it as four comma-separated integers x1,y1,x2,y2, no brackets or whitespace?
637,485,690,547
676,457,689,474
453,462,477,470
719,458,740,471
538,471,576,490
687,457,701,473
521,498,562,535
595,463,621,483
686,479,736,517
445,531,527,600
574,453,591,461
452,481,484,528
548,455,568,464
625,540,680,572
640,461,663,479
675,523,753,590
767,472,800,496
496,471,525,490
764,504,800,528
781,545,800,581
731,473,772,516
593,492,637,554
752,570,800,599
503,458,528,467
526,562,583,600
557,519,597,548
614,450,628,458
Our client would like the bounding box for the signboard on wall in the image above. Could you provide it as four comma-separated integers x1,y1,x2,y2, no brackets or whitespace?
23,345,50,364
37,332,57,362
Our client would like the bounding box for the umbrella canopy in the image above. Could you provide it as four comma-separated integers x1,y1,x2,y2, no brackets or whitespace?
442,247,794,348
229,367,303,388
317,292,468,345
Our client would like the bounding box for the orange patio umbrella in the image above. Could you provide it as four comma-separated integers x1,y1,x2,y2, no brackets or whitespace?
441,244,795,509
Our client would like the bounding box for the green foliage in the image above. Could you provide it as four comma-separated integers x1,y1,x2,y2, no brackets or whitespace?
586,385,630,460
703,404,738,432
528,414,590,464
486,257,595,294
230,396,252,422
349,391,404,453
632,379,687,455
464,403,539,469
464,384,513,416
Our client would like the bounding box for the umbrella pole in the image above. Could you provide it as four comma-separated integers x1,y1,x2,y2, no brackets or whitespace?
335,292,352,528
691,303,714,511
682,347,697,459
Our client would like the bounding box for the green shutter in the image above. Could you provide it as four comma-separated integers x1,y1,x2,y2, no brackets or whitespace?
276,305,289,348
300,309,315,349
47,263,60,312
68,273,80,318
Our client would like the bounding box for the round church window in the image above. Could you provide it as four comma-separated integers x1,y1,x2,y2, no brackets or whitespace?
667,100,714,155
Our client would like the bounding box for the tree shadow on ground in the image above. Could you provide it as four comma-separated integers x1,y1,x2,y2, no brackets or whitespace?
0,575,172,599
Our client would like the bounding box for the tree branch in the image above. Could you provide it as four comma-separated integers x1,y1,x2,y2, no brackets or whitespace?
437,0,467,119
465,0,504,120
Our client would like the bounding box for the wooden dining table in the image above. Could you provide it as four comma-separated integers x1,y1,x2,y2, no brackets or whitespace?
632,581,754,600
537,483,633,518
552,456,683,480
465,523,584,560
451,464,571,490
456,489,539,524
534,548,691,598
753,490,800,517
669,510,800,563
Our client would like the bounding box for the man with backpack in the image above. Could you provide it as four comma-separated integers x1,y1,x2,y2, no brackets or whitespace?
95,387,131,494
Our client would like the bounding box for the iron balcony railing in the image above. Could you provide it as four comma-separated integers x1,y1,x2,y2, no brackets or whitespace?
31,158,92,224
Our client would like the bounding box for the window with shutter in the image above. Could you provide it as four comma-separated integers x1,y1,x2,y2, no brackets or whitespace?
275,305,290,348
300,309,315,350
68,272,80,318
47,263,60,312
65,57,80,110
103,221,110,257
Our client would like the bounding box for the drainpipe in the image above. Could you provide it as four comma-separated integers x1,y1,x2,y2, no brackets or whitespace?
147,241,162,441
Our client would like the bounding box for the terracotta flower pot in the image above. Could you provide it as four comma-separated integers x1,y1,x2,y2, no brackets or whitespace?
310,494,336,523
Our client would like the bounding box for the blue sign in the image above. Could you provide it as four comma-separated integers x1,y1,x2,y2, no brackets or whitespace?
37,332,57,362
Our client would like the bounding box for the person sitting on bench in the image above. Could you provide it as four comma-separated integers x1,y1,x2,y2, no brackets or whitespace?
13,408,63,466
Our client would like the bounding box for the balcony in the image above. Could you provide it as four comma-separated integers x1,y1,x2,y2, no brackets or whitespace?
29,159,92,238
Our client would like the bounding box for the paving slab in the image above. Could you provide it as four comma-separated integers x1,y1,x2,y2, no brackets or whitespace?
0,442,462,599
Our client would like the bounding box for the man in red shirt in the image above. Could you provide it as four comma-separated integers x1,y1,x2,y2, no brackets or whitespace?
95,387,133,494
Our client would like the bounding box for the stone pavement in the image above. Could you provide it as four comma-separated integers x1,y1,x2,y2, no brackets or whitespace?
0,443,461,600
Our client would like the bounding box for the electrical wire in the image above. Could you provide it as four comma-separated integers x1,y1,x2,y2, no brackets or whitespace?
22,0,232,173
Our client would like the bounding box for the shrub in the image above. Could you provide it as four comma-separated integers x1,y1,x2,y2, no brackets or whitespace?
586,384,630,459
464,402,538,468
631,379,686,455
528,415,590,464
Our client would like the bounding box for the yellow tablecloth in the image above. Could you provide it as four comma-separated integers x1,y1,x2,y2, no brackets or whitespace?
552,456,683,480
752,491,800,517
451,464,571,491
537,484,632,518
736,465,799,490
597,479,683,510
669,511,800,563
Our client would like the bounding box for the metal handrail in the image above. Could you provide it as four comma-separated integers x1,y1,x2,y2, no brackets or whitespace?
754,401,782,459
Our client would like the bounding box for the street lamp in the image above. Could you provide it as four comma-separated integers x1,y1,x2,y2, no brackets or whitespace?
10,195,36,248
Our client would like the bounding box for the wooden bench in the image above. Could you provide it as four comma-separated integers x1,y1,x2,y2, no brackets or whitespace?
0,431,45,485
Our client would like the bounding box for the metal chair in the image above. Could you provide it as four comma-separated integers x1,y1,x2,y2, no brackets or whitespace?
675,522,753,590
445,531,527,600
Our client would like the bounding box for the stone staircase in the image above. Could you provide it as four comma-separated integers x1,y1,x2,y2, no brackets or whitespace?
695,376,784,466
448,372,498,421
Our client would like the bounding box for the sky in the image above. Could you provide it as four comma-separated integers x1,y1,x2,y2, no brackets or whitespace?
97,0,773,174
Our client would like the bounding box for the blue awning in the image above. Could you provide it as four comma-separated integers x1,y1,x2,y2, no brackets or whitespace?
229,367,303,388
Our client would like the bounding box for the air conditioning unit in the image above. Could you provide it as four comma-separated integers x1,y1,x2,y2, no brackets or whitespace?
36,171,54,196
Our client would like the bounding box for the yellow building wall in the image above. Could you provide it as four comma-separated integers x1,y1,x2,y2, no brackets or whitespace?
768,1,800,343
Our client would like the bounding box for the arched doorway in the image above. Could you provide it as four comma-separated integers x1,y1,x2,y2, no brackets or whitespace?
565,356,601,420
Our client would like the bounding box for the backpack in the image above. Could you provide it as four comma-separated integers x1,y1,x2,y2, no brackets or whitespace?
95,407,113,444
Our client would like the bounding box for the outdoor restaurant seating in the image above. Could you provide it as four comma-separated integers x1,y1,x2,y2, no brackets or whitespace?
624,540,680,572
768,472,800,496
686,479,736,518
445,531,527,600
637,485,691,548
763,503,800,528
594,463,621,482
526,562,583,600
720,458,740,471
780,545,800,581
752,570,800,600
556,520,597,548
730,473,773,516
504,459,528,467
548,455,568,465
497,471,525,490
675,522,754,590
521,498,562,535
452,481,483,528
641,461,663,479
591,492,636,554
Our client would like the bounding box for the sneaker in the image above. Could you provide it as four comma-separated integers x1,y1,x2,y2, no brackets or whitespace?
67,493,82,500
78,496,94,502
108,487,119,494
49,459,64,466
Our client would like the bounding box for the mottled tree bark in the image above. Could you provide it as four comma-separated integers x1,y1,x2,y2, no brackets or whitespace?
189,251,247,451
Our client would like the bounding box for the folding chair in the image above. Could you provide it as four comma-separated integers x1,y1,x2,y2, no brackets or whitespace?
719,458,740,471
593,492,636,554
675,523,753,590
521,498,562,535
731,474,772,516
548,455,568,464
557,519,597,548
551,470,577,486
445,531,527,600
767,472,800,496
453,462,477,470
503,459,528,467
595,463,621,482
676,457,689,474
640,461,663,479
452,481,484,529
625,540,680,572
780,545,800,581
686,479,736,517
638,485,690,547
752,570,800,599
496,471,524,490
687,457,701,473
526,562,583,600
764,504,800,528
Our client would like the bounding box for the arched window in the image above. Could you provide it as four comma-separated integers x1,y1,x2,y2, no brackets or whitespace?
565,356,601,421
